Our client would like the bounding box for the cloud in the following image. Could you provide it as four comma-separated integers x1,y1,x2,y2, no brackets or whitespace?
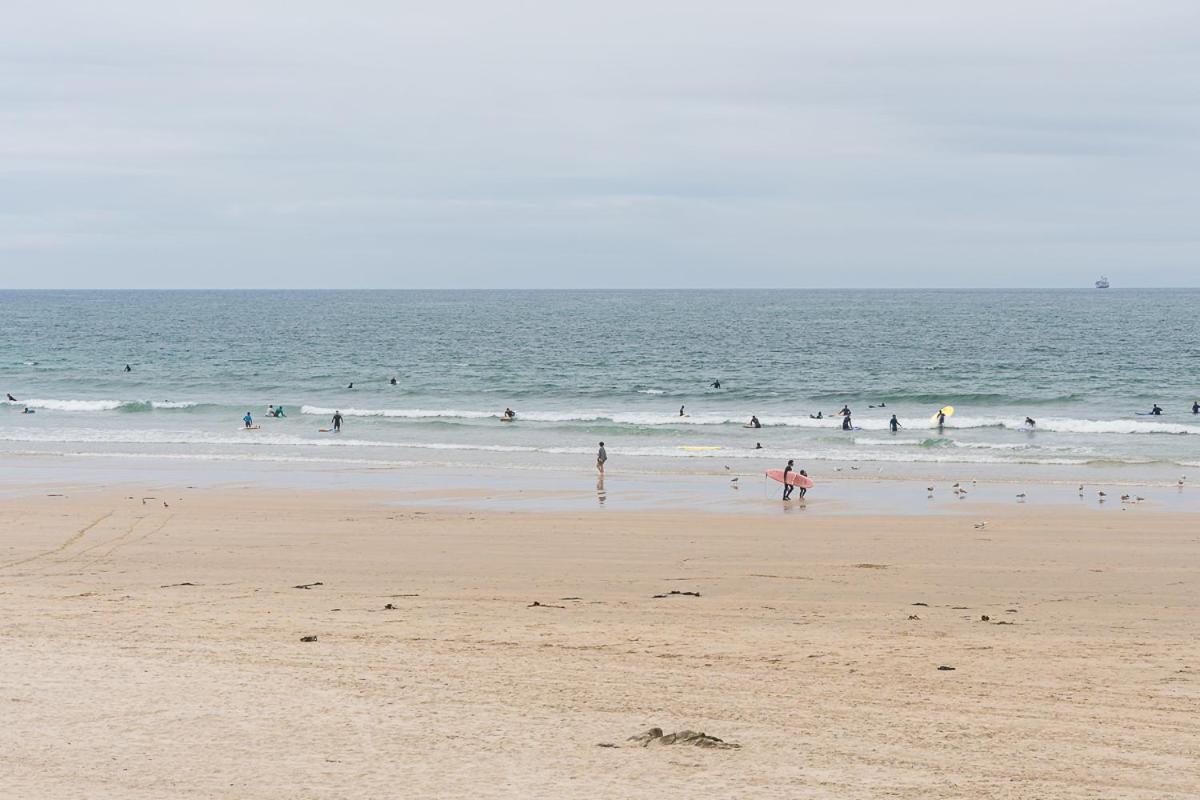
1,0,1198,286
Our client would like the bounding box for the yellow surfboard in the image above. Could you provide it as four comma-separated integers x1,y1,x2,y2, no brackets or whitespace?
930,405,955,424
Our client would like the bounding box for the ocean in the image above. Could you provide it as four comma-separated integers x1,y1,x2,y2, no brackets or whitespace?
2,289,1198,482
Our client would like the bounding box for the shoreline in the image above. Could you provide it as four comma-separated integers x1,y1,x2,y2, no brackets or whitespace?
2,452,1196,515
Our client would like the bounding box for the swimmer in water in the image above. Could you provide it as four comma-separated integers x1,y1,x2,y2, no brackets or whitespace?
347,382,354,389
23,407,34,414
755,442,763,449
275,405,285,418
1150,404,1163,416
124,364,132,372
810,411,823,420
502,408,516,420
749,415,761,429
1025,416,1036,427
390,377,397,386
710,379,721,389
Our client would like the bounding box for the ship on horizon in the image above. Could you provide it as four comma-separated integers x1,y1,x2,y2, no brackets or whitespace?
1095,276,1110,289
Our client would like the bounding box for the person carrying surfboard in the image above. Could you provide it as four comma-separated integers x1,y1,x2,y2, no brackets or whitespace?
782,459,795,500
935,408,947,428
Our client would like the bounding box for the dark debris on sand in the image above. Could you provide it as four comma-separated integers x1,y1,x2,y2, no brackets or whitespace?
609,727,740,750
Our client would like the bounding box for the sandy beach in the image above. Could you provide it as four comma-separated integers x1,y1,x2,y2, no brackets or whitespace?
2,486,1197,799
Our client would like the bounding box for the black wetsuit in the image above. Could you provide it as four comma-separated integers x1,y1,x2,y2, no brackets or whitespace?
782,465,794,500
332,413,343,432
842,415,852,431
889,417,899,432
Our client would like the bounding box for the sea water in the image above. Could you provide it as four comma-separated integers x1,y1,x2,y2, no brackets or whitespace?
1,290,1197,482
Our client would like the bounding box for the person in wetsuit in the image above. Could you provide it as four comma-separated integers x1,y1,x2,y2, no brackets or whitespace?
782,459,795,500
1150,404,1163,416
332,411,343,432
1193,401,1199,414
5,393,15,402
1025,417,1036,427
936,408,947,428
889,414,901,432
749,415,761,429
842,412,853,431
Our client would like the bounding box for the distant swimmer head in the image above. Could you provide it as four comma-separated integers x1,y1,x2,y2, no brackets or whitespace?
348,383,354,389
755,442,762,449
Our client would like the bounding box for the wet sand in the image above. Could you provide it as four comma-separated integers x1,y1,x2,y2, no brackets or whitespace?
2,487,1197,798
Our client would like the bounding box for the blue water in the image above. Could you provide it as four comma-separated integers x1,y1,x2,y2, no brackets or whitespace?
2,290,1197,478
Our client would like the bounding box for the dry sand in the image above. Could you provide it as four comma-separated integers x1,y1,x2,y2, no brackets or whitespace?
1,488,1197,799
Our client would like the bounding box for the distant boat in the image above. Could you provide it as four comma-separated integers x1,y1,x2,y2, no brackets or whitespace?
1095,276,1110,289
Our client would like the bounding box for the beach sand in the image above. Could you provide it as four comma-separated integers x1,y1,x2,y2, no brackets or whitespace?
2,488,1197,798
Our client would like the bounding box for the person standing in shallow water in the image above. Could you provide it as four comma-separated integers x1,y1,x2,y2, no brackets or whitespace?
889,414,901,432
596,442,607,475
332,411,343,432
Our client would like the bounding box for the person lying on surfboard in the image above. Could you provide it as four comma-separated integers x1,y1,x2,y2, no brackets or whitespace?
502,408,516,420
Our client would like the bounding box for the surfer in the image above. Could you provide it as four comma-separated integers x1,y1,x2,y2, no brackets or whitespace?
596,442,607,475
755,442,763,449
332,411,343,432
1193,400,1199,414
809,411,823,420
275,405,286,418
124,364,132,372
842,413,853,431
839,405,851,417
782,459,795,500
267,405,276,417
749,415,761,429
710,379,721,389
23,407,34,414
935,408,947,428
889,414,901,432
390,377,397,386
243,412,253,429
1025,416,1036,428
796,470,809,499
347,382,354,389
1150,404,1163,416
679,405,686,417
502,408,516,421
5,393,15,402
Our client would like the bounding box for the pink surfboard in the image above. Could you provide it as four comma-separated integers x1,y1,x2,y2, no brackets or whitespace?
765,469,814,489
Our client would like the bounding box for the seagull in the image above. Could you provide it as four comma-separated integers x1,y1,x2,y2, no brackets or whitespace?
1120,494,1130,501
1135,496,1145,502
952,482,961,488
926,486,934,492
973,521,988,529
834,467,843,472
730,477,738,482
724,465,731,470
850,466,859,471
1016,493,1026,500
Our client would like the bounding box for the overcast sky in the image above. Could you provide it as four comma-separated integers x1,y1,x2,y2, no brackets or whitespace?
2,1,1197,288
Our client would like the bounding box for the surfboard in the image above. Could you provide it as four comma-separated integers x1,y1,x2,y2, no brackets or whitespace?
1135,412,1163,416
679,445,721,451
241,425,261,430
930,405,955,424
319,428,336,432
765,469,814,489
